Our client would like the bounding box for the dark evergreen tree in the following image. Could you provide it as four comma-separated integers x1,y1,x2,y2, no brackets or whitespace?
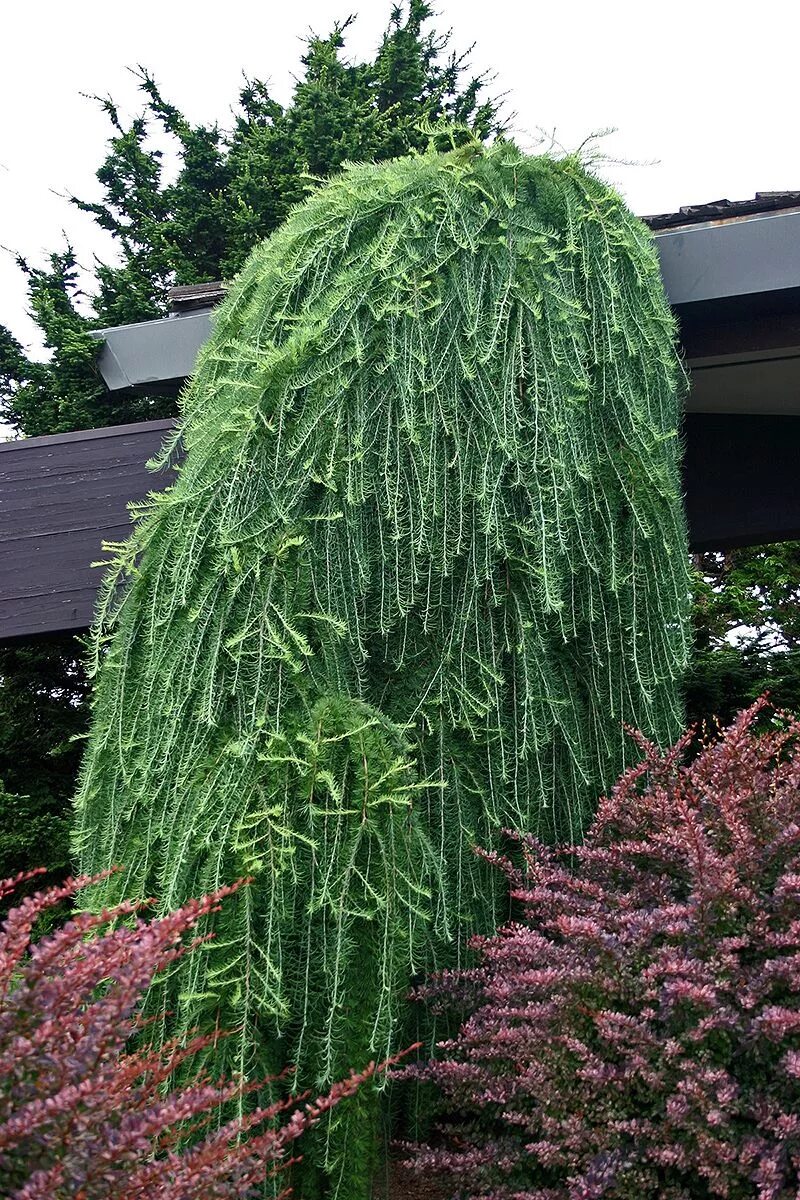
0,636,90,895
686,544,800,729
2,3,500,438
0,1,502,886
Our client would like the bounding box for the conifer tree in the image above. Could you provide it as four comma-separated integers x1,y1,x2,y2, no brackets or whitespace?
0,2,500,889
75,135,691,1198
687,543,800,728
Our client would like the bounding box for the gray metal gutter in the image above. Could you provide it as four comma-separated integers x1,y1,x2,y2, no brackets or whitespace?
654,209,800,305
91,310,213,394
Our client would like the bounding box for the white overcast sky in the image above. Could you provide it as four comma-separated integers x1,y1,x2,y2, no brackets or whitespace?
1,0,798,355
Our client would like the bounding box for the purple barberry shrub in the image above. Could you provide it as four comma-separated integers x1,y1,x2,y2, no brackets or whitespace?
407,700,800,1198
0,870,373,1199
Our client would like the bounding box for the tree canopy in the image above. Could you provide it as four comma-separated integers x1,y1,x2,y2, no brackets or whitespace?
75,136,690,1198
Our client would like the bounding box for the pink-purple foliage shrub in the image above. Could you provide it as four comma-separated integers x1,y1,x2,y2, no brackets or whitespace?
408,701,800,1199
0,870,372,1200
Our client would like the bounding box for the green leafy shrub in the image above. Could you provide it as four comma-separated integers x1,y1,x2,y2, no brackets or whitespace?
407,700,800,1198
0,870,377,1200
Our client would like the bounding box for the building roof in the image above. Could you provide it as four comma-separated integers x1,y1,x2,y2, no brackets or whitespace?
643,191,800,231
169,281,227,313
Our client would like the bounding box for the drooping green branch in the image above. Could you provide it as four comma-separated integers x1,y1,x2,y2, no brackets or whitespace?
75,135,690,1198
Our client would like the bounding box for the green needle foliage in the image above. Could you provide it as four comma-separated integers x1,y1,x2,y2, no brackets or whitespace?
74,134,691,1198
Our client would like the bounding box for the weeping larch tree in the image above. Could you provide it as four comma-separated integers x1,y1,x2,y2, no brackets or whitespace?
74,134,691,1198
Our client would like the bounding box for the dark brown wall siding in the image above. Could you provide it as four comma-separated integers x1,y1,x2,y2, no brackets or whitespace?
0,421,175,640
